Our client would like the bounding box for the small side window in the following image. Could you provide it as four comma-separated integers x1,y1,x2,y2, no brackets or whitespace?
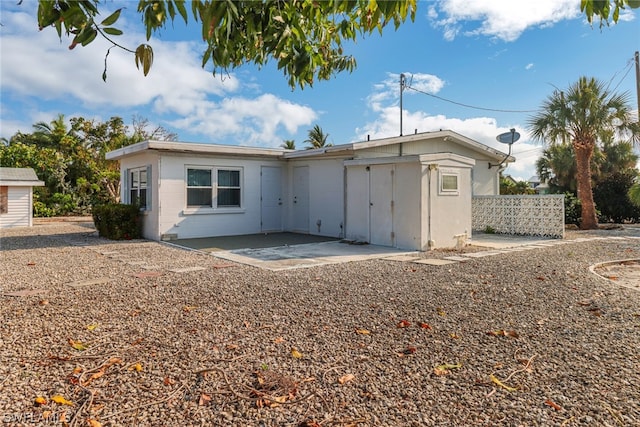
128,167,150,210
439,170,459,195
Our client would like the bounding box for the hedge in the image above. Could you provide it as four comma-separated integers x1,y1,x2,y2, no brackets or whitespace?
92,203,142,240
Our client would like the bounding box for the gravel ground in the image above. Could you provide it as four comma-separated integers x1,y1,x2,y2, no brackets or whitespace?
1,222,639,427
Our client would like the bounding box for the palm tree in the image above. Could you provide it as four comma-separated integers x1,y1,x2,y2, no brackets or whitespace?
536,144,579,193
528,76,638,229
281,139,296,150
629,182,640,207
304,125,331,149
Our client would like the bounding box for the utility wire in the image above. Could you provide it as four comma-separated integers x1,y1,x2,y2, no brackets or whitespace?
404,85,537,113
608,57,634,94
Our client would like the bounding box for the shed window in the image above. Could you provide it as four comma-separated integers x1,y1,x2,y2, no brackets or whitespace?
439,170,460,195
128,167,150,210
0,186,7,214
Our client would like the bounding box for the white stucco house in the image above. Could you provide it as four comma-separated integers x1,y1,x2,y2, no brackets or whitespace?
105,130,514,250
0,167,45,229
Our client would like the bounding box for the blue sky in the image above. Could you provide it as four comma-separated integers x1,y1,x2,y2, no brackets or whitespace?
1,1,639,181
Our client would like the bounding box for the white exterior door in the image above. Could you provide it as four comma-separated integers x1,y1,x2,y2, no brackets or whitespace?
369,164,394,246
292,166,309,233
261,166,282,232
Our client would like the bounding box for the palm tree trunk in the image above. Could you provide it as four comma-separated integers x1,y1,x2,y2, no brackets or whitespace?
574,145,598,229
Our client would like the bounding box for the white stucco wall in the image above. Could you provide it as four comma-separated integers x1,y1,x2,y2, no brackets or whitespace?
286,158,345,238
0,186,33,228
398,138,500,195
157,154,285,240
423,164,473,249
119,153,161,240
392,163,422,250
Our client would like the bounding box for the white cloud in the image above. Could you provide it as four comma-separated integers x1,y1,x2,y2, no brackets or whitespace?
0,7,316,146
167,94,316,147
357,75,541,180
428,0,581,41
525,63,534,70
366,72,445,110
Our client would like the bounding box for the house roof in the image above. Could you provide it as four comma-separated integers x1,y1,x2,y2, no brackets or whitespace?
0,167,45,186
105,140,286,161
105,130,515,164
283,130,515,162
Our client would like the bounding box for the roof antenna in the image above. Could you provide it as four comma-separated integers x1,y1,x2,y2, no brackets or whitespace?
399,73,406,136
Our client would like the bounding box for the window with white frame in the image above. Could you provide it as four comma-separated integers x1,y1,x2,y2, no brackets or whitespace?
216,169,241,207
128,167,149,209
187,168,213,207
439,170,459,195
186,167,243,209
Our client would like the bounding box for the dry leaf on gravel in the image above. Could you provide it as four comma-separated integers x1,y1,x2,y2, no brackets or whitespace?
34,396,47,405
338,374,355,384
68,339,87,351
396,319,411,328
198,393,211,406
291,348,303,359
490,374,517,392
355,329,370,335
544,399,563,411
433,363,462,376
51,395,74,406
486,330,519,338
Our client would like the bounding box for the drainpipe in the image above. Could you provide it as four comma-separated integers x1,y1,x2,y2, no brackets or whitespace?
342,166,347,239
427,164,437,249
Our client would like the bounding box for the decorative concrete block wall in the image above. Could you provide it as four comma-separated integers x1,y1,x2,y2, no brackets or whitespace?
472,195,565,238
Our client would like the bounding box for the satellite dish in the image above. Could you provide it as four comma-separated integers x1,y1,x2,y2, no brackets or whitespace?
489,128,519,169
496,128,520,145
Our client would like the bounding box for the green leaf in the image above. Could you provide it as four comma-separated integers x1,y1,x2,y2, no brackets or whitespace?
102,27,123,36
81,29,97,46
135,44,154,76
174,0,189,22
100,8,122,26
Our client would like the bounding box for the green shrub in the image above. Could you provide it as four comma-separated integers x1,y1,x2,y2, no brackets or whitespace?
92,203,142,240
593,171,640,223
563,192,582,225
483,225,496,234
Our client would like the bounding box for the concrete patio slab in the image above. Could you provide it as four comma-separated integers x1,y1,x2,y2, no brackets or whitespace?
67,277,111,288
414,259,458,266
211,241,417,271
168,267,207,273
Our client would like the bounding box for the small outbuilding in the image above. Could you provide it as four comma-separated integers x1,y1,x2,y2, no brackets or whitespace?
0,167,45,229
106,130,514,250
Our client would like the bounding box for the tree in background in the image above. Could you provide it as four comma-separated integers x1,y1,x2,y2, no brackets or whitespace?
304,125,331,149
593,171,640,223
500,176,535,195
528,77,639,229
536,139,638,194
629,182,640,207
30,1,636,88
281,140,296,150
0,115,176,216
